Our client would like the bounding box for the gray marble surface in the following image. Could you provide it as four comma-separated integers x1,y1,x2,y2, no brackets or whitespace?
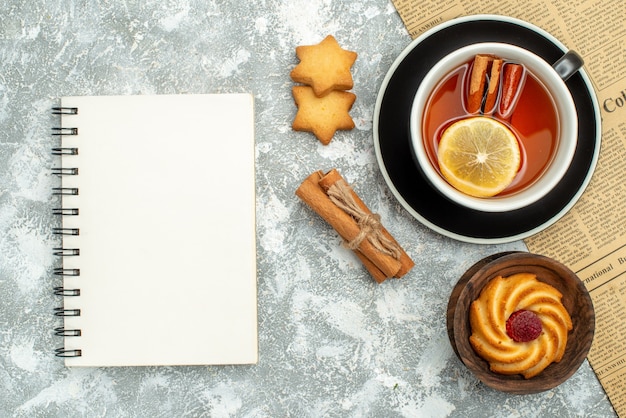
0,0,616,417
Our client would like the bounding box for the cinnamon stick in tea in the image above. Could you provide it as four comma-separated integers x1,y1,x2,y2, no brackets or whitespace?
483,58,503,115
467,54,493,114
296,169,414,282
497,63,525,120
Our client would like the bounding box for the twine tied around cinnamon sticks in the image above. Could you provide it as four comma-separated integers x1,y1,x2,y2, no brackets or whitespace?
296,169,414,283
326,179,402,260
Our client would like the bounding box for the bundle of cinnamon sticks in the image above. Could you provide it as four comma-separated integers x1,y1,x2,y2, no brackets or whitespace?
467,54,525,119
296,169,414,283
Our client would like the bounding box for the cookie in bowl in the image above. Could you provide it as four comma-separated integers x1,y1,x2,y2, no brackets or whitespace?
468,273,572,379
447,251,594,394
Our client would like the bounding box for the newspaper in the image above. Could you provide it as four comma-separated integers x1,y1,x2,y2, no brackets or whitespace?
390,1,626,415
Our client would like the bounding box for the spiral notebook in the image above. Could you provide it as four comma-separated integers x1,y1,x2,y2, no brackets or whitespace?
52,94,258,367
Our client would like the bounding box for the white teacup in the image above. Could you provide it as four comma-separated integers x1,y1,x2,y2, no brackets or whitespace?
410,43,581,212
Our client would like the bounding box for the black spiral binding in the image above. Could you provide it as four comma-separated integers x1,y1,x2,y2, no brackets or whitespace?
52,107,78,115
52,148,78,155
52,106,82,358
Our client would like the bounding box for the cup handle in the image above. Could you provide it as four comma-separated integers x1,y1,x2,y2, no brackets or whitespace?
553,50,584,81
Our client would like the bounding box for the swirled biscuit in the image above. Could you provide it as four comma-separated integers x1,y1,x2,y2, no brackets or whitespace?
469,273,572,379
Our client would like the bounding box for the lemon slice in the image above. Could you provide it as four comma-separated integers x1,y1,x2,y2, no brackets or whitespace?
437,117,520,198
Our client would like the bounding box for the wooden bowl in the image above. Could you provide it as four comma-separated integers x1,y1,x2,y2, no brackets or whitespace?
446,251,595,394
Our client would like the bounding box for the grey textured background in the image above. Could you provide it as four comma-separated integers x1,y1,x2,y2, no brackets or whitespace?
0,0,616,417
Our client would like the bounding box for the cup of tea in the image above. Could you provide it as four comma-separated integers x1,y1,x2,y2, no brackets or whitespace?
410,42,581,212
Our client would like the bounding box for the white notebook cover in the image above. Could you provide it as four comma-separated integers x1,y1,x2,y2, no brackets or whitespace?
57,94,258,366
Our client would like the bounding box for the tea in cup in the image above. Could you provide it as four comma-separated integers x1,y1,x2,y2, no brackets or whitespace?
410,43,581,212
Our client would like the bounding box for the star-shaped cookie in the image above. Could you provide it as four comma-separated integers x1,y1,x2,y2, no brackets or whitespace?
290,35,357,97
292,85,356,145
